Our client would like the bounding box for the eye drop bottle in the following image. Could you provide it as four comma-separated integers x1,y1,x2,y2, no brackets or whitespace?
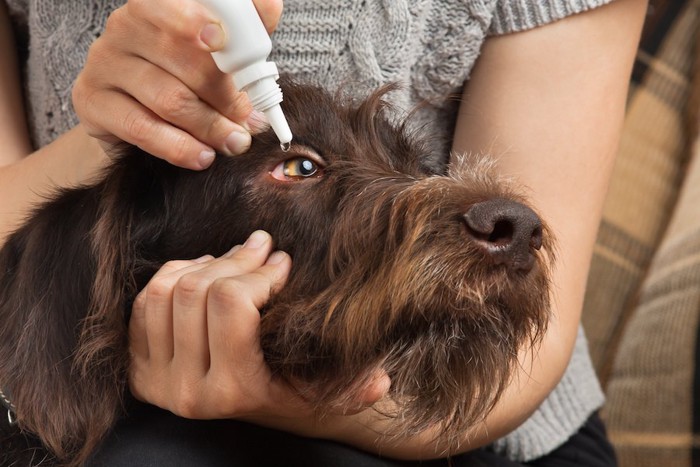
198,0,293,148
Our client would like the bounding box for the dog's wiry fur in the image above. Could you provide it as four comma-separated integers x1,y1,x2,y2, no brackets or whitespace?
0,80,553,466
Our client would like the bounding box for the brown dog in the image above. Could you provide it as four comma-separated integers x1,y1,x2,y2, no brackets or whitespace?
0,80,553,466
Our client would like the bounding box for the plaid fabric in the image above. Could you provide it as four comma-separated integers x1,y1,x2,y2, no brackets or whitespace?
582,0,697,380
581,0,700,466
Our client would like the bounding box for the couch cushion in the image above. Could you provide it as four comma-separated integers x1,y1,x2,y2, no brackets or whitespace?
581,0,698,382
599,2,700,465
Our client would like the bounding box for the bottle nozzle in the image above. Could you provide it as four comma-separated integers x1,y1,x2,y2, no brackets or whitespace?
235,64,292,148
263,104,293,148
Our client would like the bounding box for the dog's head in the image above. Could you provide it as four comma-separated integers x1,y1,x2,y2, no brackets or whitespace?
0,79,553,463
115,79,554,440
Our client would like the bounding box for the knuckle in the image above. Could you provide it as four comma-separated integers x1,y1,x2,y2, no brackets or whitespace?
209,278,246,307
207,379,241,413
128,366,147,396
71,72,86,99
175,273,211,301
167,134,196,167
129,0,201,40
123,108,156,145
132,290,148,313
155,86,197,119
145,275,174,302
124,0,147,17
104,6,128,35
73,47,108,109
171,384,201,418
71,75,89,114
72,90,104,136
160,259,191,273
224,92,253,121
175,0,216,41
85,38,112,69
177,3,204,36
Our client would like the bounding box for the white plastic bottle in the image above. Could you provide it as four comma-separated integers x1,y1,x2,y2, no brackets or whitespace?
198,0,293,148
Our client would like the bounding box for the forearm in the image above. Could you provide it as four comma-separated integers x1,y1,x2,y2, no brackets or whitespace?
450,0,648,449
0,4,109,244
249,0,647,459
0,125,109,244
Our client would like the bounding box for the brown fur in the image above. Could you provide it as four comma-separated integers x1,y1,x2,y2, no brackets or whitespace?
0,79,553,466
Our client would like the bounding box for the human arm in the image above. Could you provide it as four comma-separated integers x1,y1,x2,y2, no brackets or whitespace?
0,2,108,243
447,0,650,443
248,0,648,457
127,0,647,459
0,0,282,245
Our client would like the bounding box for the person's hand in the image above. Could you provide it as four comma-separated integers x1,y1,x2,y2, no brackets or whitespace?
128,230,390,422
128,230,296,419
72,0,283,170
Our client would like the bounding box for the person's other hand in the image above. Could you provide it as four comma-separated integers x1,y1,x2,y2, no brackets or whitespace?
128,230,294,419
72,0,283,170
128,230,390,422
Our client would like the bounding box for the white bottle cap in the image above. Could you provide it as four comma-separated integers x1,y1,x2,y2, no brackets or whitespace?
196,0,293,147
234,62,292,146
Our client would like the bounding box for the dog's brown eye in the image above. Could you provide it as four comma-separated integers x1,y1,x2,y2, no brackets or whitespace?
270,147,325,182
284,158,317,177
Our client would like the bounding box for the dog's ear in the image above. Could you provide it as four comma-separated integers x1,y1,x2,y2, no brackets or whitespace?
0,176,137,464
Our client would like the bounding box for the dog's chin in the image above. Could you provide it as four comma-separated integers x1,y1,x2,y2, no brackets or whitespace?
258,195,552,444
260,257,550,446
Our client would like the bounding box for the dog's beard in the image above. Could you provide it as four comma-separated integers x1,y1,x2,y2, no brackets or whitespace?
259,153,553,446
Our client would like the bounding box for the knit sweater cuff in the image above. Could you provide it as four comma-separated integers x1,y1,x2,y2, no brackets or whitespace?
489,0,615,35
490,326,606,461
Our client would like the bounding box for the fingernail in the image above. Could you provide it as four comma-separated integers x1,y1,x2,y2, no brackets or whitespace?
225,130,251,156
199,150,216,168
244,230,270,249
247,110,270,134
200,23,225,50
266,251,287,265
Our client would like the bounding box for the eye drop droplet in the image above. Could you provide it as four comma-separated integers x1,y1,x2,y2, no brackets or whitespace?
280,142,291,152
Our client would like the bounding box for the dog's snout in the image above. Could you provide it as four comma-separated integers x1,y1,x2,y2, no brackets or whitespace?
463,198,543,272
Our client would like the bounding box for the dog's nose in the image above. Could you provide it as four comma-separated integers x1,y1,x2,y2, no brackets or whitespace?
463,198,543,272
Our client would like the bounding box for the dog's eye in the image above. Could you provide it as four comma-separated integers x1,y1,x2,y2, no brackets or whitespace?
284,158,318,177
271,157,321,181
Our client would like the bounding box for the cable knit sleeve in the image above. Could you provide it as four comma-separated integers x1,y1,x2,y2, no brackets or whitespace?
489,0,615,35
410,0,493,102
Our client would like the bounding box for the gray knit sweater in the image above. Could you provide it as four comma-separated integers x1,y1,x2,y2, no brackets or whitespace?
5,0,611,461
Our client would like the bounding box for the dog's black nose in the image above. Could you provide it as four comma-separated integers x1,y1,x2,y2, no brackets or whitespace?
463,198,543,272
